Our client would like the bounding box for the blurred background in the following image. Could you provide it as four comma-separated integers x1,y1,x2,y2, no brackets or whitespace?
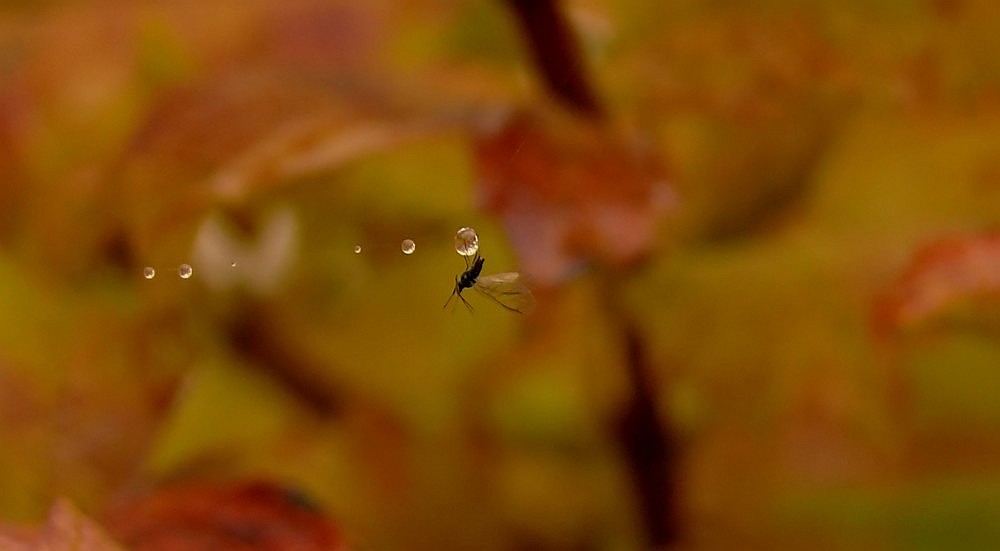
0,0,998,549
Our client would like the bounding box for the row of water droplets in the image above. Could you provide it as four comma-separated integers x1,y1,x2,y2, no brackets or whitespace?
142,228,480,279
143,264,193,280
351,238,416,256
348,228,481,257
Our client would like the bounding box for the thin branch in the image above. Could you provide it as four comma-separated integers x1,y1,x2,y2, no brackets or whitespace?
601,271,682,548
226,303,342,417
616,319,681,546
503,0,604,117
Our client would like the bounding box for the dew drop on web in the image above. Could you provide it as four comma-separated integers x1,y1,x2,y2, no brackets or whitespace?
178,264,193,279
401,239,416,255
142,266,155,279
454,227,479,256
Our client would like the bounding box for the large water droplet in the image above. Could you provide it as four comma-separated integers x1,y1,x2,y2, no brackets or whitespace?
143,266,156,279
353,244,362,254
401,239,416,255
454,227,479,256
178,264,193,279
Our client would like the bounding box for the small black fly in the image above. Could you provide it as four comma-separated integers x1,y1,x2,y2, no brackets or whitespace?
444,253,535,314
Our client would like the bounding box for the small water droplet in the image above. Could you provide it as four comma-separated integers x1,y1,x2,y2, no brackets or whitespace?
454,227,479,256
401,239,416,255
230,261,237,268
353,244,362,254
178,264,193,279
143,266,156,279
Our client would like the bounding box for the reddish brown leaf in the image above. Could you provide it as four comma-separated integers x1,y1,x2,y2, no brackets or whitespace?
104,481,346,551
107,70,448,270
473,110,675,286
0,524,35,551
875,231,1000,335
0,499,125,551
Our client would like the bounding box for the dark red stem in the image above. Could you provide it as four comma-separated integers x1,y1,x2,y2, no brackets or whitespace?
503,0,604,117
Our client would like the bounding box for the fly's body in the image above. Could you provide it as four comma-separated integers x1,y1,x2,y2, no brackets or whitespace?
445,253,534,314
456,254,485,295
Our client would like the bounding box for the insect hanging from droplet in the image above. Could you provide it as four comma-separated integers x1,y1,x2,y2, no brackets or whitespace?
444,252,534,314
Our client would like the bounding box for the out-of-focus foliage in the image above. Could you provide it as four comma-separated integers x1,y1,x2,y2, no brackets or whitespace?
0,499,124,551
475,109,675,286
103,480,347,551
876,231,999,334
0,0,998,549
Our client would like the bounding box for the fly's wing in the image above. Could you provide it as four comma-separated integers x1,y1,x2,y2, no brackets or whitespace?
473,272,536,314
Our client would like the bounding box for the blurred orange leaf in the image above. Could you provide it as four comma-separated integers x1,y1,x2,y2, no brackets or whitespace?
473,110,675,286
876,231,1000,334
104,481,346,551
0,499,124,551
112,71,453,266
